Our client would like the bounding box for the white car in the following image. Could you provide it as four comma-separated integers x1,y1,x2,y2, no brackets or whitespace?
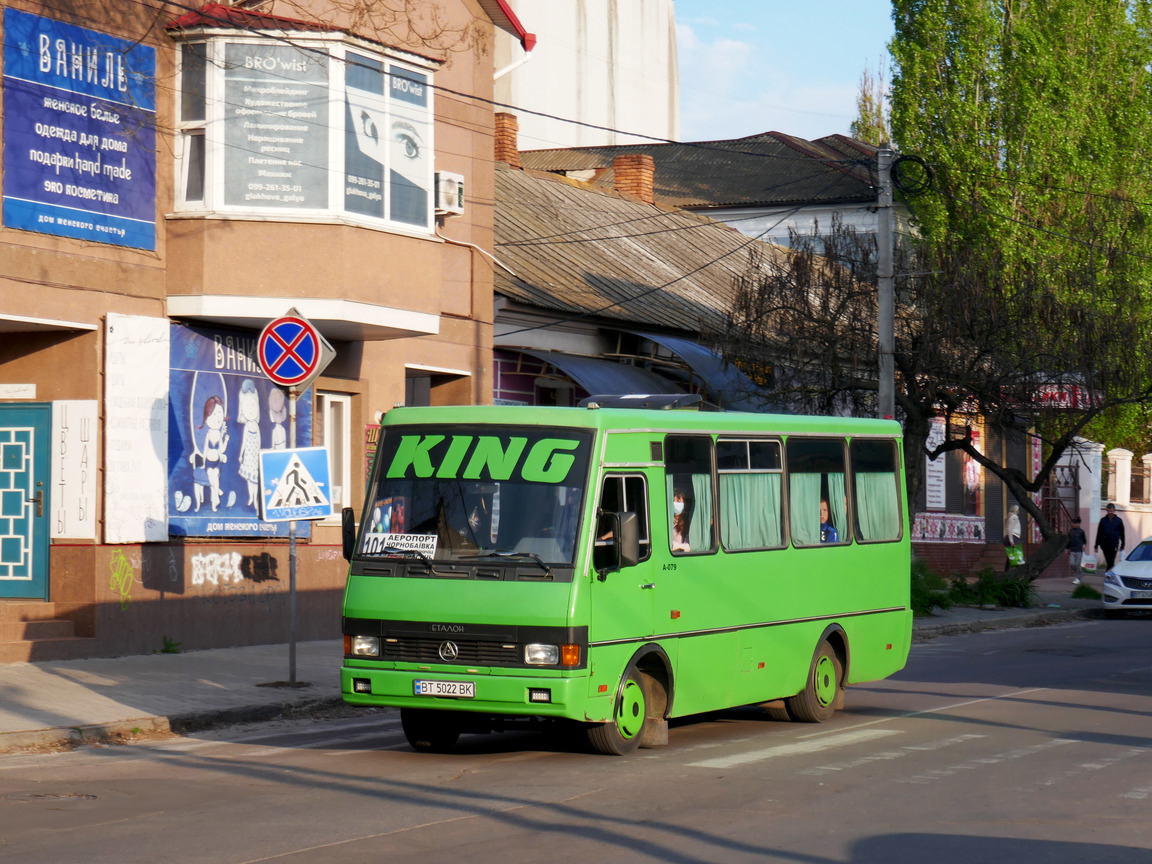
1101,537,1152,617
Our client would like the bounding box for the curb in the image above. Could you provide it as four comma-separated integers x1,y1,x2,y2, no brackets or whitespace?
0,695,346,754
912,607,1097,641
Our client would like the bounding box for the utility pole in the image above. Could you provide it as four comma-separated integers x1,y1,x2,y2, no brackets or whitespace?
877,147,895,421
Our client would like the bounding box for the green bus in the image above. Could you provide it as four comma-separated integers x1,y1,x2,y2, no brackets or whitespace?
340,399,911,755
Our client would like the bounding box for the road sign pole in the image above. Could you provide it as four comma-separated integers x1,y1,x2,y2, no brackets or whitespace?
257,309,334,688
288,386,298,686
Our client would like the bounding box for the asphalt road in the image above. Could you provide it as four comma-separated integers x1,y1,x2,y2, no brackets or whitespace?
1,617,1150,864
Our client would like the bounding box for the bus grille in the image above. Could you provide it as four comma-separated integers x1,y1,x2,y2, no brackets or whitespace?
381,637,520,666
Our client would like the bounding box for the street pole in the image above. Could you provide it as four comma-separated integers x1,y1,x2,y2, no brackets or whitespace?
877,147,895,421
288,386,298,686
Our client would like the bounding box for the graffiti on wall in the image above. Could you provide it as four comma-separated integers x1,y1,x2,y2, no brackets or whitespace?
189,551,284,609
109,548,139,609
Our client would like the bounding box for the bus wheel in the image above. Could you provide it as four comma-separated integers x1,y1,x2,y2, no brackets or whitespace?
401,708,461,753
587,668,647,755
785,641,843,723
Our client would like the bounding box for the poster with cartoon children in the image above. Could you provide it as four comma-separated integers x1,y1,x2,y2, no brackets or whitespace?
168,322,312,538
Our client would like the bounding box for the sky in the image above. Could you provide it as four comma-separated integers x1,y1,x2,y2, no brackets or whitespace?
674,0,895,142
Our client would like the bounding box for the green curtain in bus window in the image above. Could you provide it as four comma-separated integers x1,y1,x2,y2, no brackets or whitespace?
720,473,782,549
855,472,900,540
828,472,846,541
690,473,713,551
791,473,821,546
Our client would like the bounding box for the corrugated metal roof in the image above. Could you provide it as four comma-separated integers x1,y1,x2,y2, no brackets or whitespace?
495,163,788,333
518,131,878,210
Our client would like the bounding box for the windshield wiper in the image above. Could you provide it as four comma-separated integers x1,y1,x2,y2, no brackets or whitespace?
383,545,442,577
463,551,553,580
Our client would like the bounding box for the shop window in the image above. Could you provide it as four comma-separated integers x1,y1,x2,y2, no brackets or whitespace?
316,392,352,513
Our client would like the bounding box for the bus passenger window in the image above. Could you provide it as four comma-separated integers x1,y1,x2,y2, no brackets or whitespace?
850,438,902,541
717,439,783,550
665,435,715,554
785,437,849,547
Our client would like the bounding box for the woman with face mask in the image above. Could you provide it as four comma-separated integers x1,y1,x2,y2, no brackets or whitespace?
672,489,691,553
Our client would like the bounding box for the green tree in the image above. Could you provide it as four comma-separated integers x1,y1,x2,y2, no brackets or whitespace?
849,58,891,146
883,0,1152,574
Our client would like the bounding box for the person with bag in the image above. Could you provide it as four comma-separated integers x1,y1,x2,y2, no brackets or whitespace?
1004,504,1023,570
1095,502,1126,574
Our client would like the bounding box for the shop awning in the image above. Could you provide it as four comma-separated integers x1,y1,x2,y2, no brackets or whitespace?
517,349,684,397
0,313,98,333
167,295,439,342
633,331,764,411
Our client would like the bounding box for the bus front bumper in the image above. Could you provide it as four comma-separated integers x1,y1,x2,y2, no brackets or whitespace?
341,663,596,720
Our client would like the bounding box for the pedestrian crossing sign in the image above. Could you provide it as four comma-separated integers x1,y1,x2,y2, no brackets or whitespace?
259,446,333,522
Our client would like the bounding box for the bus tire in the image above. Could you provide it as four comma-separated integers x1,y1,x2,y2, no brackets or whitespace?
785,641,843,723
587,668,648,755
401,708,461,753
764,703,792,722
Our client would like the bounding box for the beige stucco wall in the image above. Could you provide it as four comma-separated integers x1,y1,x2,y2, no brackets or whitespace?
0,0,501,659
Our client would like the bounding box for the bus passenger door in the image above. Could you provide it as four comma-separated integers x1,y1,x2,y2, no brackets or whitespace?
590,474,656,644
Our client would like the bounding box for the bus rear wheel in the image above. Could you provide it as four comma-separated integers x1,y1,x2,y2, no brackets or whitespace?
785,641,843,723
587,668,648,755
401,708,461,753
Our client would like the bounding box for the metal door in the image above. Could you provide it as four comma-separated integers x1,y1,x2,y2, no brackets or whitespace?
0,404,50,599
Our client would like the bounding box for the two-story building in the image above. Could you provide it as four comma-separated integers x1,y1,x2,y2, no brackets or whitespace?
0,0,533,660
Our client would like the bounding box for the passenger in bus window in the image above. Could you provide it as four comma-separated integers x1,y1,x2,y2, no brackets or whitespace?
820,498,839,544
672,488,691,553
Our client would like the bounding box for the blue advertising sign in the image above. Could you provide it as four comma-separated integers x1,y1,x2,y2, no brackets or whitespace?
259,447,333,522
168,323,312,538
2,9,156,249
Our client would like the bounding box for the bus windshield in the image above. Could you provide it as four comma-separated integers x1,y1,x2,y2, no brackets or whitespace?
357,425,593,564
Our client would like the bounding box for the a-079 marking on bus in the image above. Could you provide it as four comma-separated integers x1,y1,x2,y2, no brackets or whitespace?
414,679,476,698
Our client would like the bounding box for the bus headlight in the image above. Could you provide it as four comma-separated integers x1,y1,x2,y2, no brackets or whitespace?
524,643,559,665
351,635,381,657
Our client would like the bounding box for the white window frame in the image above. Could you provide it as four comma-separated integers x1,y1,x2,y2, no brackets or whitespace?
174,35,435,234
316,391,352,517
176,42,207,208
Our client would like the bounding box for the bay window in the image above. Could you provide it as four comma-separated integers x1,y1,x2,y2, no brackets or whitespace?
176,37,433,231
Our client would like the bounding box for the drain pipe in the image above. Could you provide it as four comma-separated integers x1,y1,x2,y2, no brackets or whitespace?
495,32,537,80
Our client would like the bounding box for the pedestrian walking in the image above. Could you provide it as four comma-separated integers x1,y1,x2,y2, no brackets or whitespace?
1067,516,1087,584
1004,504,1023,570
1094,503,1126,574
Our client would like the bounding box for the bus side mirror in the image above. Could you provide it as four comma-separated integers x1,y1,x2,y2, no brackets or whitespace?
341,507,356,561
618,512,640,568
595,511,640,578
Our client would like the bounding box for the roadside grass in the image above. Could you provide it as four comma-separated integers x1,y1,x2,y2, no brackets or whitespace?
1072,583,1102,600
912,561,1037,616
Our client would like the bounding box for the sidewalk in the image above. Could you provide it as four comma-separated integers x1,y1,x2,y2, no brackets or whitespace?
912,574,1100,641
0,639,346,752
0,576,1101,753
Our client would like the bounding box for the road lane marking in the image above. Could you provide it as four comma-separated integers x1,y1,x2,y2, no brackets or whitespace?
688,728,901,769
799,733,986,776
900,737,1075,784
795,686,1049,740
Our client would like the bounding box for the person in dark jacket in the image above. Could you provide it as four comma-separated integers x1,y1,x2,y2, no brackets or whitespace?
1067,517,1088,584
1095,503,1126,574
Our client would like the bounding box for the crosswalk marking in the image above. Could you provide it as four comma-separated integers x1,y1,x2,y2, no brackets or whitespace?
688,728,902,769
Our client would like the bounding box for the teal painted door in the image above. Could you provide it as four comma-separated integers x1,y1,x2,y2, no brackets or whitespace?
0,404,49,599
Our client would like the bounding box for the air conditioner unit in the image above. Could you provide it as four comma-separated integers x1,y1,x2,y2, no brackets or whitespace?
435,171,465,216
